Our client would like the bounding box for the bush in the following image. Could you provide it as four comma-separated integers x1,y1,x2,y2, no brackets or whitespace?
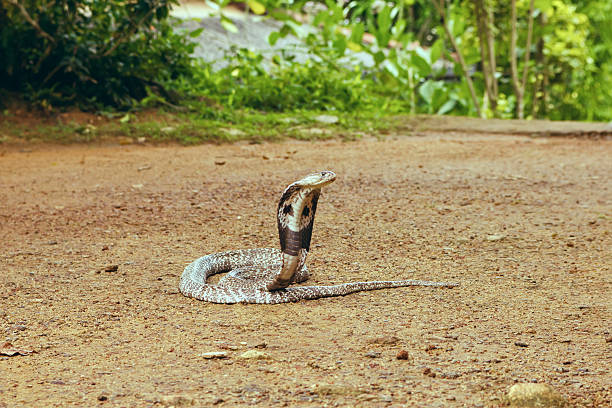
0,0,195,110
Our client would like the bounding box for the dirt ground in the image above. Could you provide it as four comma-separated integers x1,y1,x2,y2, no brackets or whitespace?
1,131,610,407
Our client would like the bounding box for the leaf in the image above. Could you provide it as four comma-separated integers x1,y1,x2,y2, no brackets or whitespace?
205,0,220,11
247,0,266,15
373,51,386,65
188,28,204,38
268,32,281,46
220,16,238,33
430,39,444,64
411,52,431,77
385,61,399,78
119,114,130,123
375,5,392,46
333,36,347,55
347,41,362,52
350,22,365,45
437,99,456,115
419,80,436,104
415,46,431,65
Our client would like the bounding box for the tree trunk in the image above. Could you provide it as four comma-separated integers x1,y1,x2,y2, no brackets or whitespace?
431,0,482,117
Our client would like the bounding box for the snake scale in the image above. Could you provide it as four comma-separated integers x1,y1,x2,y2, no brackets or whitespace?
179,171,458,304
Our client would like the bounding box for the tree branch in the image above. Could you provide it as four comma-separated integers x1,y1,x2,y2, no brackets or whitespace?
6,0,55,43
521,0,535,90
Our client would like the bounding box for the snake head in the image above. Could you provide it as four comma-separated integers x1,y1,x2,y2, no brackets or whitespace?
292,170,336,189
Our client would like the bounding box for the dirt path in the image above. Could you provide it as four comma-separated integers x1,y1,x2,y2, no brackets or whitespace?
1,133,610,407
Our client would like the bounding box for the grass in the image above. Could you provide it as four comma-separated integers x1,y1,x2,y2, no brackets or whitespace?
0,107,400,145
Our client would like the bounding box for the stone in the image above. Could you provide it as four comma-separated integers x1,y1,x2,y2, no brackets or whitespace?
159,395,197,407
199,351,228,359
505,383,567,407
314,114,339,124
238,350,270,360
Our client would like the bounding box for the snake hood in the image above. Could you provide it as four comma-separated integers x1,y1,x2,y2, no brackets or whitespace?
269,170,336,290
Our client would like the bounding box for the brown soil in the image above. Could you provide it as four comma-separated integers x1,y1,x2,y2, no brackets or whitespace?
1,133,610,407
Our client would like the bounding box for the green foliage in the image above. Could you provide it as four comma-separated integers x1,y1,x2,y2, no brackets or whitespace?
169,47,404,114
0,0,196,109
2,0,610,122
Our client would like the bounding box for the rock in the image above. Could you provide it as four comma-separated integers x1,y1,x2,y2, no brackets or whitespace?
504,383,567,407
486,234,506,241
314,114,339,124
278,117,298,124
199,351,228,359
159,395,197,407
364,351,381,358
440,371,461,379
238,350,270,360
104,265,119,272
514,341,529,348
396,350,411,360
379,394,392,402
422,367,436,378
221,127,246,137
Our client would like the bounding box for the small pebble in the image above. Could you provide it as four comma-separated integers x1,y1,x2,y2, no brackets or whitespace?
199,352,228,359
104,265,118,272
364,351,381,358
514,341,529,347
396,350,410,360
423,367,436,378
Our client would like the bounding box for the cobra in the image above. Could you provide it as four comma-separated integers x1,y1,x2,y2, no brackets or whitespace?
179,171,458,304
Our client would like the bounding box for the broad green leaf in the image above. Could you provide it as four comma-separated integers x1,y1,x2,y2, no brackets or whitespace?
411,52,431,77
430,39,444,64
205,0,220,11
438,99,457,115
220,16,238,33
374,51,386,65
376,5,392,46
377,5,392,33
189,28,204,38
247,0,265,15
419,80,435,104
350,22,365,45
333,36,347,56
268,31,280,46
347,41,362,52
415,46,431,65
385,61,399,78
432,87,447,110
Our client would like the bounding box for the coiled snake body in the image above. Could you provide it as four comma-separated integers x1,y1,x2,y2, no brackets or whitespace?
179,171,458,304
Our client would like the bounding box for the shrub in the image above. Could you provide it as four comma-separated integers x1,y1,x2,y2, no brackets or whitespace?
0,0,195,109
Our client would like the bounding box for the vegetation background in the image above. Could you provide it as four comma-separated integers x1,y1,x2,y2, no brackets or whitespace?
1,0,611,138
